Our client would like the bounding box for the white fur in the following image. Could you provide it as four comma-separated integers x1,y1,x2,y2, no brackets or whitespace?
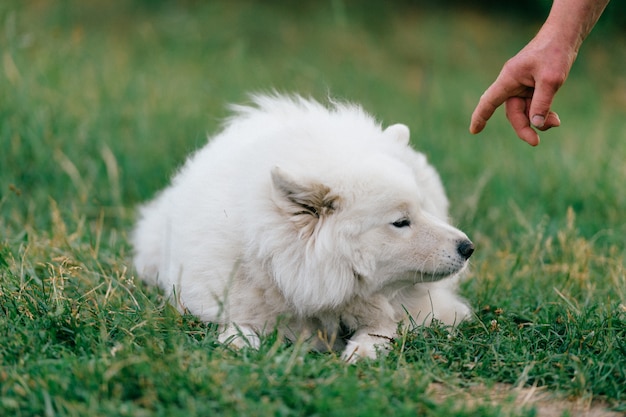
132,94,474,361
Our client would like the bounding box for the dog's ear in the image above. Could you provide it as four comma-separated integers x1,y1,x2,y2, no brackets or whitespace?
271,167,340,234
383,123,410,146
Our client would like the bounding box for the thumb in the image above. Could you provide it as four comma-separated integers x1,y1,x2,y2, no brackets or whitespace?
529,79,559,129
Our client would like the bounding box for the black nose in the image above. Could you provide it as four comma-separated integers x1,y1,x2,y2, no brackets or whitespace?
457,239,474,260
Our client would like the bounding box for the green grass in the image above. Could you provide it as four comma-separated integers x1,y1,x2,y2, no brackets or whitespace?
1,1,625,416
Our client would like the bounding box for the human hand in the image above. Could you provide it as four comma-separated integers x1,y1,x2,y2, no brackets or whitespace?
469,36,575,146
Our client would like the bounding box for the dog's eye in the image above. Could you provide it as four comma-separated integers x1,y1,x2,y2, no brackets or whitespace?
391,218,411,228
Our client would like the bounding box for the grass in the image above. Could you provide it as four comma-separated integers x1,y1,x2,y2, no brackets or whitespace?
1,1,625,416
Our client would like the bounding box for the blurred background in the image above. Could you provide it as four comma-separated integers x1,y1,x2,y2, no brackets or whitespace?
2,0,625,249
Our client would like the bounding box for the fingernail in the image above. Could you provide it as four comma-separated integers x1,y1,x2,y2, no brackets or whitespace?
531,115,545,128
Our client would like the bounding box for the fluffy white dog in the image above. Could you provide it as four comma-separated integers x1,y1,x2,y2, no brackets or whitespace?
132,94,474,361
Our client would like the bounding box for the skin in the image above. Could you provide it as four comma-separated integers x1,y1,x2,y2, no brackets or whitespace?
469,0,610,146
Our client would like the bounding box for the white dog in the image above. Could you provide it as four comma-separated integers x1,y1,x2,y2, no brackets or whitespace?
132,94,474,361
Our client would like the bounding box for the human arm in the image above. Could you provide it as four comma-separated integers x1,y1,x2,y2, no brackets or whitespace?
469,0,610,146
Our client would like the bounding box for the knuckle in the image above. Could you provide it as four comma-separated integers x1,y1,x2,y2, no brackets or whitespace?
540,70,566,89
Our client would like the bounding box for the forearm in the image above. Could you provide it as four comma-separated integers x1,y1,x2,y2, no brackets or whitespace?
540,0,610,52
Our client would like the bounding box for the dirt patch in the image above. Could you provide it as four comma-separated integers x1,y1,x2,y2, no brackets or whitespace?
428,382,622,417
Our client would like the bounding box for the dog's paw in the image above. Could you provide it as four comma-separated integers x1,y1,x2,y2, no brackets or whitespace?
340,333,393,363
428,292,472,327
218,324,261,349
341,340,376,363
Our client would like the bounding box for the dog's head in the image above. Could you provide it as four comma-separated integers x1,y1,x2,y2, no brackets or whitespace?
268,126,473,313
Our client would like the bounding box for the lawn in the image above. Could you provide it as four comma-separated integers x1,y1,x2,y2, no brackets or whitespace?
1,1,625,416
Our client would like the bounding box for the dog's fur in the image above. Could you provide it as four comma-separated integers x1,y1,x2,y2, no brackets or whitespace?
132,94,474,361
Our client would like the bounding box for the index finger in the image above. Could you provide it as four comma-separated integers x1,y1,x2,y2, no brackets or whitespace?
469,80,511,134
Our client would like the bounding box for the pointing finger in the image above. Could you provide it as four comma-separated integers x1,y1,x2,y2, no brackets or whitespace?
469,79,513,134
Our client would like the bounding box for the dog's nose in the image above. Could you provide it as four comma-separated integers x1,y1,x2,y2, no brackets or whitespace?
457,239,474,260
